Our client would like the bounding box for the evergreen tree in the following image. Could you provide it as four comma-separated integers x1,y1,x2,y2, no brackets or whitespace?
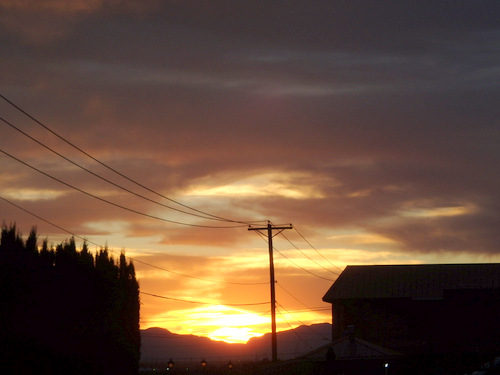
25,226,38,254
0,223,141,375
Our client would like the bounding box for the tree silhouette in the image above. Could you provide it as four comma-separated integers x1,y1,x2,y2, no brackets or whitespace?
0,223,140,375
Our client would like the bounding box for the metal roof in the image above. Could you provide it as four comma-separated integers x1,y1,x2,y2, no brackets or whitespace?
323,263,500,302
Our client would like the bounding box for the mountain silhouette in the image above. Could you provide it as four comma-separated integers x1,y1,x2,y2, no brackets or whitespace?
140,323,331,364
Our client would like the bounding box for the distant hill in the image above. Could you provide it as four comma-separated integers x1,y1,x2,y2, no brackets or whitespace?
246,323,332,359
140,323,331,365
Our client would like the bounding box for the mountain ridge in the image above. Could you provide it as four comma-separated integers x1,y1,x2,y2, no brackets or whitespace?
140,323,332,363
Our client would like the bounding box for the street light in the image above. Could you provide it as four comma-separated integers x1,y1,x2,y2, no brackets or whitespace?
167,358,175,370
384,362,389,375
201,359,207,369
228,361,233,370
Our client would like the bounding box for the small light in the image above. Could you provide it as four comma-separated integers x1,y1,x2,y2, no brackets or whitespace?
385,363,389,368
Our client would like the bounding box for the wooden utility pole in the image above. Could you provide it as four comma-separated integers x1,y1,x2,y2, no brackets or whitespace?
248,221,292,362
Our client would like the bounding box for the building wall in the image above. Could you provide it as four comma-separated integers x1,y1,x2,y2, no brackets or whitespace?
331,289,500,373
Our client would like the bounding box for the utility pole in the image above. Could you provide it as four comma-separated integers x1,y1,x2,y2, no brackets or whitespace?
248,221,292,362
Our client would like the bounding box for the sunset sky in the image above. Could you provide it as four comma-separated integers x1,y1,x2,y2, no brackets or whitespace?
1,1,499,346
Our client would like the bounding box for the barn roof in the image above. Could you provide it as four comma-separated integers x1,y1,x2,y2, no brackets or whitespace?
323,263,500,302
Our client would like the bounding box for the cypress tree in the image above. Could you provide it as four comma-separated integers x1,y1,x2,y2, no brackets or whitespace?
0,224,140,374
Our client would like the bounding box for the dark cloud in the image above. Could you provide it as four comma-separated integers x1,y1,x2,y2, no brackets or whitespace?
368,209,500,254
1,1,499,258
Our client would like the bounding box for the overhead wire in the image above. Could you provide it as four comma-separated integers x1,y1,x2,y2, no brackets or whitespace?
0,93,264,226
0,194,267,286
294,226,344,273
1,94,340,348
1,194,269,305
279,231,340,275
140,305,273,327
281,306,330,313
0,115,241,223
273,247,335,282
2,187,330,352
0,148,245,229
276,302,330,342
275,276,332,343
275,282,331,339
250,229,335,282
1,95,338,278
251,228,334,338
275,304,315,351
1,95,337,335
276,282,328,313
133,256,267,286
140,292,269,306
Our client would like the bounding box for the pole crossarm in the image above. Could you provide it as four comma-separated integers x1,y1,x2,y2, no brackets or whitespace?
248,224,293,234
248,221,293,362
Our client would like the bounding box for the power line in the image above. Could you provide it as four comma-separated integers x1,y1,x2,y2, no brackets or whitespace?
276,282,327,313
279,231,339,275
0,115,243,223
251,229,335,282
0,148,246,229
276,281,331,342
140,292,269,307
0,195,269,311
282,307,330,313
275,305,315,351
0,93,263,226
0,195,270,308
1,95,336,343
133,256,267,286
276,302,330,341
0,194,267,286
293,226,344,273
139,313,272,324
274,247,335,282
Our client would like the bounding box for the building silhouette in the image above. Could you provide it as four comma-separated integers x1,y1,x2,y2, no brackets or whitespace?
322,263,500,374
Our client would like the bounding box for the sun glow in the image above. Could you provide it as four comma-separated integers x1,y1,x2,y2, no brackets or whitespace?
141,304,270,343
210,327,264,344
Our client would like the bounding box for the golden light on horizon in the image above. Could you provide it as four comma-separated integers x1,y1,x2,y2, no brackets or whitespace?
210,327,264,344
141,304,271,343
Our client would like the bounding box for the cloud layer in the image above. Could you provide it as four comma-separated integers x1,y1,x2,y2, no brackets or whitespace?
1,0,499,341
